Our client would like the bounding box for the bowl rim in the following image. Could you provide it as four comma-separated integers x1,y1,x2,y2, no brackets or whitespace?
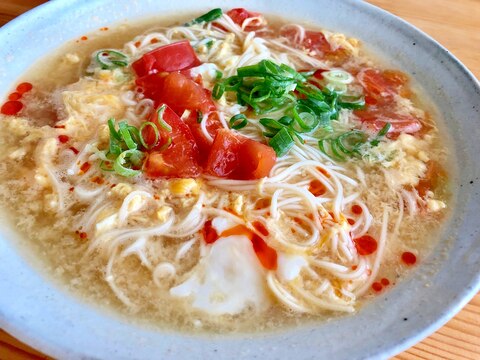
0,1,479,359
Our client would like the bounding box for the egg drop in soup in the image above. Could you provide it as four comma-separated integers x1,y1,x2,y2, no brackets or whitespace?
0,8,450,332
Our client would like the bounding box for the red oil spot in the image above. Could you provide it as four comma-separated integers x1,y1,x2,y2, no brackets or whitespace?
352,204,363,214
1,101,23,115
80,162,91,173
254,198,270,210
351,265,358,270
253,221,269,236
69,187,74,192
79,232,87,239
110,184,117,188
58,135,69,143
100,27,109,31
347,218,355,225
401,251,417,265
354,235,378,255
309,179,326,196
150,38,159,44
134,41,141,48
54,125,66,129
81,36,88,41
372,282,383,292
69,146,79,155
8,92,22,101
16,82,33,94
91,176,104,185
317,166,330,177
202,219,219,244
381,278,390,286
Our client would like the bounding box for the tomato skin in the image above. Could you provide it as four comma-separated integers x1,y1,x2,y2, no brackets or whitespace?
226,8,265,31
143,104,201,178
131,40,201,77
206,129,276,180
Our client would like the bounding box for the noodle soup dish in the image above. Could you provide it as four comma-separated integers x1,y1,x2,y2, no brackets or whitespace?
0,6,451,334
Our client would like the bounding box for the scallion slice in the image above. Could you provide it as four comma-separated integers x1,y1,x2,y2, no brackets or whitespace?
229,114,248,129
269,127,295,157
156,105,172,132
139,121,159,149
95,50,129,70
322,69,354,85
114,149,144,177
118,121,138,150
185,8,223,26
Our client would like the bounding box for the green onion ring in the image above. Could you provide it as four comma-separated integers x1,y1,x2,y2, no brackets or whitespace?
139,121,160,149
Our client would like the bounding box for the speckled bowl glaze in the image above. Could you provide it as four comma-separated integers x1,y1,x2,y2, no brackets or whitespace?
0,1,479,359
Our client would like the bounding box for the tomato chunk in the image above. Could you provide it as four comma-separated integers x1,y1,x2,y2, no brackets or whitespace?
132,40,201,77
357,68,409,105
226,8,266,31
354,108,422,135
206,129,276,180
143,104,201,178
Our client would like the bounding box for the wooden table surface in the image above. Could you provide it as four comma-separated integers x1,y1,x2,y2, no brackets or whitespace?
0,0,479,359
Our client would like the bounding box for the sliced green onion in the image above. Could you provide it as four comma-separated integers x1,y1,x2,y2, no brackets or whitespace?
156,105,172,132
269,127,295,156
292,103,320,132
325,82,347,94
370,122,392,146
229,114,248,129
338,95,366,110
107,118,122,141
215,70,223,80
139,121,159,149
337,131,367,154
95,50,129,70
322,69,354,85
186,8,223,26
118,121,138,150
278,116,293,126
212,83,225,100
197,111,204,124
114,149,144,177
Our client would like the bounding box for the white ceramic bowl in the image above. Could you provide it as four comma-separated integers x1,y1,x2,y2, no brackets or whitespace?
0,1,479,359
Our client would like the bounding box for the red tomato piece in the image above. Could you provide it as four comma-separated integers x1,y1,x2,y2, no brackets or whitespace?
281,28,332,54
354,108,422,135
184,112,224,163
238,138,277,179
205,128,244,177
137,72,216,115
143,104,201,178
131,40,201,77
226,8,266,31
155,72,216,115
357,68,409,105
206,129,276,180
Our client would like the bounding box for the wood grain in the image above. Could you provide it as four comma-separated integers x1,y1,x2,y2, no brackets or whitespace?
0,1,479,359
